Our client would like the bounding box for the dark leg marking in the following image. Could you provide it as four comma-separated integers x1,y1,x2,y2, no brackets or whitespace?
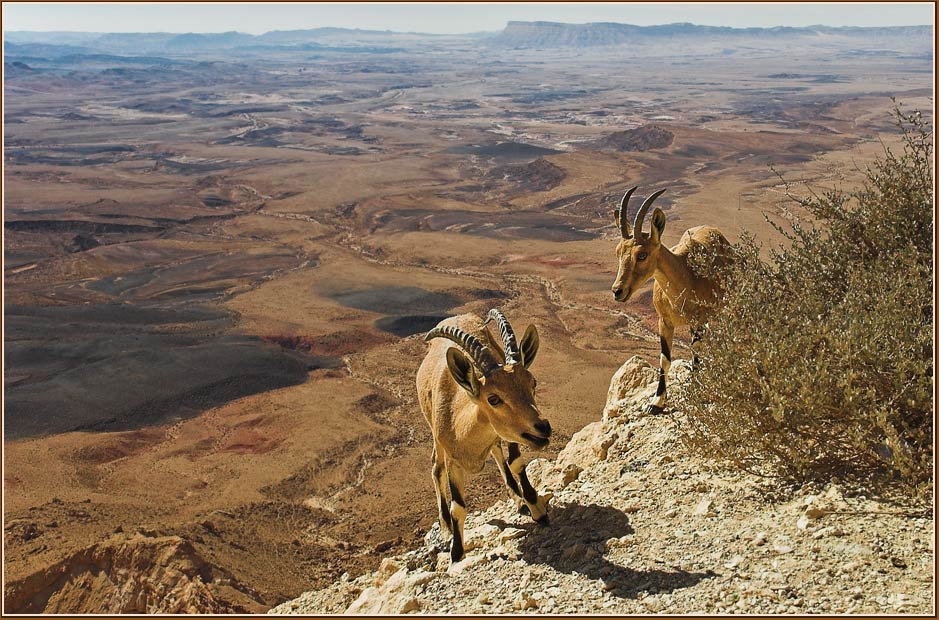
647,320,673,415
502,462,522,496
660,335,672,362
448,480,464,508
439,496,451,525
448,479,465,562
518,469,539,505
655,332,671,397
508,443,542,510
431,449,452,534
450,529,464,562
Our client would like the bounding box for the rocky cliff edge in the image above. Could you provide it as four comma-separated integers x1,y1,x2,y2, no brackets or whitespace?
272,357,933,615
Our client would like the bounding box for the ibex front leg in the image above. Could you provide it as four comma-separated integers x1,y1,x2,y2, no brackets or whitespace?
646,318,674,415
508,443,550,524
430,444,451,535
446,462,468,563
490,442,549,524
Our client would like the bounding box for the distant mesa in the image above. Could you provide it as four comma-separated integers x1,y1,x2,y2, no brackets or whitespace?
593,124,674,152
488,20,933,48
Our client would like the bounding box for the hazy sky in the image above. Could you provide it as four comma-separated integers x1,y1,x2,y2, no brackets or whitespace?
3,2,934,35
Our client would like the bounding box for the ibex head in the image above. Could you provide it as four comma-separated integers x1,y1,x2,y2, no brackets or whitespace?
611,186,667,302
425,309,551,449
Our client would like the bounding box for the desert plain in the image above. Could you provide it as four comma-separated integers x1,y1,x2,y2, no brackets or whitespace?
2,24,933,611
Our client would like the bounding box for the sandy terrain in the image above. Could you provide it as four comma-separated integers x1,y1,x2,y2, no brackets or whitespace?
3,30,932,612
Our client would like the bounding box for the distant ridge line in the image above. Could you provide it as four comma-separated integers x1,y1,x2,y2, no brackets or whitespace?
491,20,933,48
3,21,932,53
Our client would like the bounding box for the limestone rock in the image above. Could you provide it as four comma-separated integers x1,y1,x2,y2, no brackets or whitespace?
375,558,402,585
399,597,421,614
555,420,618,472
499,527,527,542
603,356,659,419
346,569,438,615
559,463,584,487
692,497,713,516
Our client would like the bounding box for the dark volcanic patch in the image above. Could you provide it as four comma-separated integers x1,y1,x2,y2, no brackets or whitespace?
329,285,461,337
489,157,566,194
370,207,596,242
330,286,461,316
593,124,674,152
374,315,450,337
326,285,508,337
4,220,164,235
490,88,594,105
4,304,317,439
446,141,561,163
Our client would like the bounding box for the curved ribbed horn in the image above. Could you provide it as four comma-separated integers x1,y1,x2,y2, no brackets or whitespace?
616,186,638,238
425,325,500,375
484,308,520,365
633,188,667,237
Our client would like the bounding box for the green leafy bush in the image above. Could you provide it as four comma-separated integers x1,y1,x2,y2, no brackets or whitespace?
677,107,933,496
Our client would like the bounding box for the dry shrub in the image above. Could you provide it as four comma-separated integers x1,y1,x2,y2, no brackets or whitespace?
677,106,933,497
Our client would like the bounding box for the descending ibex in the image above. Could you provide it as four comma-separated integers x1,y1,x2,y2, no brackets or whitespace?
611,186,732,414
417,309,551,563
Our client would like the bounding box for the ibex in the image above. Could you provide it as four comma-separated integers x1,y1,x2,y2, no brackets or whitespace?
417,309,552,563
611,186,732,414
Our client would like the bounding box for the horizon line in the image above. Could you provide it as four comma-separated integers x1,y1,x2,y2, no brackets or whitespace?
4,19,933,37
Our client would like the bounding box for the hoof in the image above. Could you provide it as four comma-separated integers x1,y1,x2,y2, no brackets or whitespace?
644,404,666,415
518,504,531,517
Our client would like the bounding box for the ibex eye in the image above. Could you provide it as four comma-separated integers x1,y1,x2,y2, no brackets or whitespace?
637,252,648,261
487,395,503,406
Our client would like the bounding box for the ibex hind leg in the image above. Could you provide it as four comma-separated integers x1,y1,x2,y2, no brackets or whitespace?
690,327,702,371
646,319,674,415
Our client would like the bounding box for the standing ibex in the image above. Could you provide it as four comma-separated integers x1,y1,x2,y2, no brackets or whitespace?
417,309,551,563
611,186,732,414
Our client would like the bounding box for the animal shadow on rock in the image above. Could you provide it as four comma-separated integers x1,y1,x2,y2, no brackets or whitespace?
510,501,715,599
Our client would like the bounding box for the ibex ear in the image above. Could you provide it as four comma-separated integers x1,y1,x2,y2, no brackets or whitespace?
446,348,480,397
519,324,540,368
650,207,666,244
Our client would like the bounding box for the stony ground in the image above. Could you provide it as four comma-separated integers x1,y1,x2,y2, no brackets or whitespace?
271,358,935,615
